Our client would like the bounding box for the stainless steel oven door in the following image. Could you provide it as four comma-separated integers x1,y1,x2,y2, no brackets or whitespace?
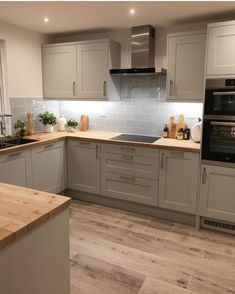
202,120,235,165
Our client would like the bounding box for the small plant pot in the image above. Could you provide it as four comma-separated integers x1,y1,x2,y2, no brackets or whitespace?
44,124,54,133
67,126,77,132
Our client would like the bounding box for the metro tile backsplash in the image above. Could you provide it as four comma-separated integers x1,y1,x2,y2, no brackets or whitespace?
10,78,203,136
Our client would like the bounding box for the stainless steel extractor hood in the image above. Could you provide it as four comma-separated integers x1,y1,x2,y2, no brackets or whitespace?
110,25,166,75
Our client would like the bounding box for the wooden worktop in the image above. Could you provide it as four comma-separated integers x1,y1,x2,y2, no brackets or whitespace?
0,183,70,250
0,131,200,154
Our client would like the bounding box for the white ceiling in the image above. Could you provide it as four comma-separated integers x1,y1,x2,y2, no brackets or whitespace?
0,1,235,34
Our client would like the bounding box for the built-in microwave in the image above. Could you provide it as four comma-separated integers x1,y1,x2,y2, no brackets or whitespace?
202,78,235,167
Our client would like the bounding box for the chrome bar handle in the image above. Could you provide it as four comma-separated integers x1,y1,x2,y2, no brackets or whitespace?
202,167,207,184
161,153,164,169
169,80,173,96
73,81,76,96
103,81,106,97
96,145,99,159
213,91,235,96
120,175,136,183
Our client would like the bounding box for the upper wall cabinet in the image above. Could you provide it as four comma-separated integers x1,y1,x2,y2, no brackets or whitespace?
42,45,77,98
42,39,120,100
206,20,235,77
167,32,206,101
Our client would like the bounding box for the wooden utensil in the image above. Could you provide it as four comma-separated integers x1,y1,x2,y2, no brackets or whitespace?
80,115,89,131
27,112,34,135
175,114,188,137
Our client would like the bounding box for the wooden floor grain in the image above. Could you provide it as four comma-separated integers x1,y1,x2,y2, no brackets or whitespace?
69,199,235,294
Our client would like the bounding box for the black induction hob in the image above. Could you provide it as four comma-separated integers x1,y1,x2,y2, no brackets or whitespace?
111,134,161,143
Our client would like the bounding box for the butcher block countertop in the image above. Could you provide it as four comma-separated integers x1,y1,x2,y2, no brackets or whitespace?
0,131,200,154
0,183,70,250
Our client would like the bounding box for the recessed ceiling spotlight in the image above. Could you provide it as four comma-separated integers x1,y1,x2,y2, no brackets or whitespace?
130,9,135,15
43,17,49,23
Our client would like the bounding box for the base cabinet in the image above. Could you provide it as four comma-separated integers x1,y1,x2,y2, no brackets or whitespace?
67,140,101,194
0,150,32,188
199,165,235,223
32,141,66,193
159,150,199,214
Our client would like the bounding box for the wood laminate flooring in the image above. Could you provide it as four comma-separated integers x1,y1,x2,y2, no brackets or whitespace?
69,199,235,294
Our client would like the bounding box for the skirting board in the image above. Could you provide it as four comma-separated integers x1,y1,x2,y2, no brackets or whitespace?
65,189,196,227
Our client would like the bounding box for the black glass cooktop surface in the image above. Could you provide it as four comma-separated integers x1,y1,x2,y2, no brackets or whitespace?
111,134,161,143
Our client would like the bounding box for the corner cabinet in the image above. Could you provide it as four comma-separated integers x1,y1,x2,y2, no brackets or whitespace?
206,20,235,77
0,150,32,188
167,32,206,101
159,150,199,214
42,39,120,100
67,139,101,194
199,165,235,223
32,141,66,193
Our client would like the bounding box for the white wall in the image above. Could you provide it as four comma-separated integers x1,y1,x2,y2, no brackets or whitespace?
50,22,207,69
0,21,46,98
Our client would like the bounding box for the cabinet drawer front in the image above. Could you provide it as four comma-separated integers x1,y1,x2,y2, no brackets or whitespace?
32,140,65,153
68,139,98,149
101,143,159,158
101,152,158,179
101,172,158,206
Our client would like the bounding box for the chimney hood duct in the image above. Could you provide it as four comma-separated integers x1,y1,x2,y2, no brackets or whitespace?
110,25,166,75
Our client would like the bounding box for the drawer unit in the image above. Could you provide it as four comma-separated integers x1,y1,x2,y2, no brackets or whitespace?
101,172,158,206
101,143,159,179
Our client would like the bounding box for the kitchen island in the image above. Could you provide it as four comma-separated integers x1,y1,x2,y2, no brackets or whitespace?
0,183,71,294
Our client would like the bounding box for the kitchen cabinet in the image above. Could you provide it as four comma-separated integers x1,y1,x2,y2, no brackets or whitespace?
206,20,235,77
159,150,199,214
42,39,120,100
167,32,206,101
101,143,159,206
42,44,77,98
0,149,32,187
67,139,101,194
32,140,66,193
77,42,108,99
199,165,235,223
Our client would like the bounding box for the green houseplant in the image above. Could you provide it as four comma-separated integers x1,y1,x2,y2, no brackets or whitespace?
38,111,57,133
14,120,27,137
66,119,78,132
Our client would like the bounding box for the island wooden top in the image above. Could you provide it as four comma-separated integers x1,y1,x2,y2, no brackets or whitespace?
0,183,70,250
0,131,200,154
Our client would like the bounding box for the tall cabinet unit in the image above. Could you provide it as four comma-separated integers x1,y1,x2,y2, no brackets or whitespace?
42,45,77,98
167,32,206,101
199,165,235,223
159,150,199,214
206,20,235,77
67,140,101,194
42,39,120,100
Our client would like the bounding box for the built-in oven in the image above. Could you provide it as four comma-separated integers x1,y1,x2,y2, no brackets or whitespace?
202,78,235,166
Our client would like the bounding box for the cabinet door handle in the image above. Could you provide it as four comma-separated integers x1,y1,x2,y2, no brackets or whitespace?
169,80,173,96
160,153,164,169
7,152,21,159
169,151,184,158
103,81,106,97
96,145,99,159
121,146,136,153
73,81,76,96
122,155,133,160
202,167,207,184
120,175,136,183
44,143,55,150
79,141,90,146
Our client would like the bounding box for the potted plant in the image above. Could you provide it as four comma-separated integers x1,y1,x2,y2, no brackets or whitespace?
66,119,78,132
38,111,57,133
14,120,27,137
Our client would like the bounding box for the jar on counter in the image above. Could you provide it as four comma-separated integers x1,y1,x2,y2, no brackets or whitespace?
177,128,184,140
57,115,67,131
183,128,190,140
